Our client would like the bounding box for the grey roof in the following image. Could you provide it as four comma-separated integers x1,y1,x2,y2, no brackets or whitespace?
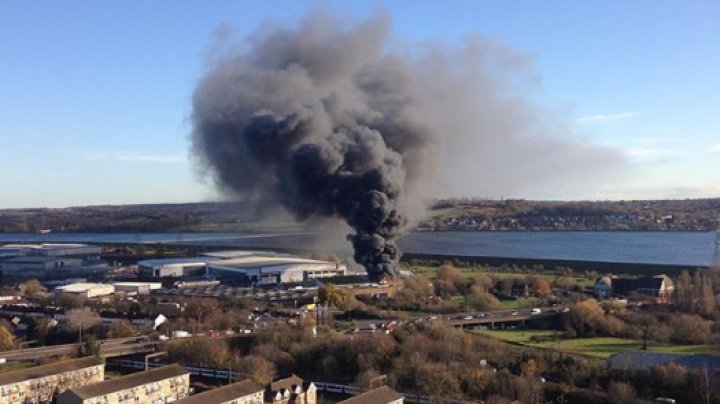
177,380,262,403
0,356,104,386
1,256,66,263
339,386,404,404
65,364,187,399
608,352,720,372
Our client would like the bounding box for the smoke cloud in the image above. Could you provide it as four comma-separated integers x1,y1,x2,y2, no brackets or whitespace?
191,11,627,280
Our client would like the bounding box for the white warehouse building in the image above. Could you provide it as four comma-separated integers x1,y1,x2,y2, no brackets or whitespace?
208,256,347,285
55,283,115,298
137,257,211,278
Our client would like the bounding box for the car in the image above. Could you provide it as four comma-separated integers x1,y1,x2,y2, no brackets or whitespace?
530,308,542,315
511,311,519,316
464,316,474,320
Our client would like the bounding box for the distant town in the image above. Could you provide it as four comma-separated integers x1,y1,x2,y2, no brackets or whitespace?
2,198,720,234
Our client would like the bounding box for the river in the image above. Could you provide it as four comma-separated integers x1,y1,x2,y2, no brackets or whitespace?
0,231,715,267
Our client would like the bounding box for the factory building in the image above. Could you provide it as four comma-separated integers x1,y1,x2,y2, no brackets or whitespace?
111,281,162,295
0,357,104,404
1,256,83,273
208,256,347,285
138,251,346,286
55,283,115,298
137,257,211,278
0,243,105,279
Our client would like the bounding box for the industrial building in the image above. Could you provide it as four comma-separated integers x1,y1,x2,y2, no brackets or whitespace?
0,356,104,404
139,251,346,286
138,257,210,278
1,256,84,272
55,283,116,298
111,281,162,295
57,364,190,404
0,243,101,258
0,243,106,279
208,256,347,285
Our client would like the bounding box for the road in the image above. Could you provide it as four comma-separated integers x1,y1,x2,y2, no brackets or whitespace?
349,307,564,333
1,336,158,361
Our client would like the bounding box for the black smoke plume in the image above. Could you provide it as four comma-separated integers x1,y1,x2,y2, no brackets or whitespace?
191,12,628,280
191,13,431,280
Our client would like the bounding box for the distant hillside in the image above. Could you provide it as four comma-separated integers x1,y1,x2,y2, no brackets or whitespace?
420,198,720,231
1,198,719,233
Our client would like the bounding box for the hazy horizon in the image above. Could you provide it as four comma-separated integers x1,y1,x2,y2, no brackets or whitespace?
1,1,718,209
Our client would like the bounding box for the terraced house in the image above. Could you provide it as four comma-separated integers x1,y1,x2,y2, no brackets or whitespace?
57,364,189,404
0,356,104,404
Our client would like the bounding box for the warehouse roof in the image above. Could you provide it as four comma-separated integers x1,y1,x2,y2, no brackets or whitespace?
56,283,114,293
212,256,334,268
177,380,262,403
65,364,187,399
0,356,103,386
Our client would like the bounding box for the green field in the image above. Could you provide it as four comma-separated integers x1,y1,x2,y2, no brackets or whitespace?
408,265,595,287
475,329,716,358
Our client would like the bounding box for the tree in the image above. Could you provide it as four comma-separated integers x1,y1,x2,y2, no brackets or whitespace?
107,319,136,338
318,283,351,309
435,265,466,296
531,278,552,296
184,298,220,323
0,324,15,351
66,307,101,343
607,381,637,404
19,279,46,297
237,355,276,386
395,275,433,308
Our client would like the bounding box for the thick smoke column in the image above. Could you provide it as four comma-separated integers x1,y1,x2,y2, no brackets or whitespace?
191,12,629,280
192,13,430,280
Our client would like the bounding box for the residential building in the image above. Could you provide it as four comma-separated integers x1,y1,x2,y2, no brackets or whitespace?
594,274,675,303
594,276,614,299
0,356,104,404
338,386,404,404
57,364,189,404
178,379,263,404
265,375,316,404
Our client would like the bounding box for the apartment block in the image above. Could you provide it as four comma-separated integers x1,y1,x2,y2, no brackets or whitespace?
0,356,104,404
57,364,189,404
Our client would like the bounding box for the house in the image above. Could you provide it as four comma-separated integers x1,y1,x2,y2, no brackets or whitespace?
178,379,263,404
594,276,614,299
593,274,674,303
265,375,316,404
0,356,104,404
338,385,404,404
57,364,189,404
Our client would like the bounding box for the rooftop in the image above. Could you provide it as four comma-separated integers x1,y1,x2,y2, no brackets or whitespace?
66,364,187,399
177,380,262,403
138,257,214,267
338,386,404,404
269,375,305,392
213,256,334,268
56,283,114,292
0,356,103,386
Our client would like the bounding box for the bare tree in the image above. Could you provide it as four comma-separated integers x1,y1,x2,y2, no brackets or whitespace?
66,307,101,344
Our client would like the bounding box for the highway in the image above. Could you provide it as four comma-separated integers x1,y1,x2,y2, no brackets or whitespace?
349,307,564,333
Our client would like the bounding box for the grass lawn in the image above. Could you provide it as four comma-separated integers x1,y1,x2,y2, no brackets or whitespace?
407,265,595,287
475,329,716,358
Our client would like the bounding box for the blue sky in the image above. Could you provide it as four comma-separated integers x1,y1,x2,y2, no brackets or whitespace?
0,1,718,208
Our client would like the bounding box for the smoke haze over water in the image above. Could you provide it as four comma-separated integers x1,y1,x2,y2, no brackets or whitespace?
191,11,627,279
